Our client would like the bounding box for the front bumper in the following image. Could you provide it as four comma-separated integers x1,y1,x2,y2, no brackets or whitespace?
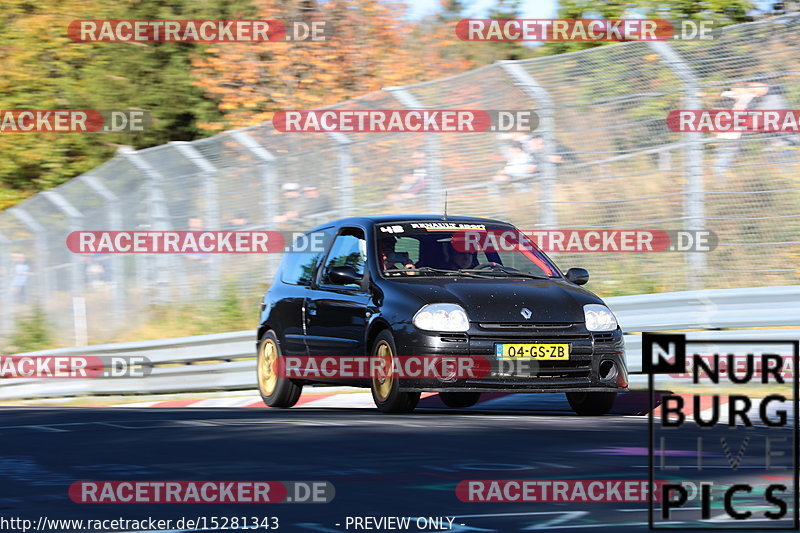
392,321,628,393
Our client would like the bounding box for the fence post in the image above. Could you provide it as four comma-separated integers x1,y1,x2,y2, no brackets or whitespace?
385,86,443,213
79,175,126,329
499,61,557,229
0,231,12,342
647,41,706,289
170,141,221,300
119,147,174,303
9,208,48,312
325,132,354,216
231,131,279,223
231,130,281,279
41,191,86,345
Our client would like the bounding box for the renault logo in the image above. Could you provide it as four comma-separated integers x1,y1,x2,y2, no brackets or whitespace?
520,307,532,319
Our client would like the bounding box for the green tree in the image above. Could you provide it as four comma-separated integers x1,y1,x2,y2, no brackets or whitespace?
542,0,755,55
484,0,532,61
0,0,228,209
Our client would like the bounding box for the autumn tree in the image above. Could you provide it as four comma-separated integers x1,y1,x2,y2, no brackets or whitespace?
192,0,487,130
0,0,226,208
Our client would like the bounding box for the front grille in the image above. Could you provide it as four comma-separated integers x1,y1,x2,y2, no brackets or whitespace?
459,322,596,382
470,332,592,342
478,322,574,330
532,359,592,378
593,332,616,342
474,323,589,343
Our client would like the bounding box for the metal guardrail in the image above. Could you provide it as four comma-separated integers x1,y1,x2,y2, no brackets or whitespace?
610,285,800,332
1,286,798,400
0,331,256,400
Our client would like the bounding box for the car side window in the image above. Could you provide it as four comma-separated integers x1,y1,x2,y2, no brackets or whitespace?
321,229,366,288
280,230,331,286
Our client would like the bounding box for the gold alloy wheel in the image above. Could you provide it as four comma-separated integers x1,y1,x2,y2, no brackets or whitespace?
258,338,278,397
372,340,394,402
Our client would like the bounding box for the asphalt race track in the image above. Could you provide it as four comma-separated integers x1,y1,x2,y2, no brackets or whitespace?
0,394,794,532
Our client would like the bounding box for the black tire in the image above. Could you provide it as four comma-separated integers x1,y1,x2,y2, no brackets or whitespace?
439,392,481,409
370,330,420,413
566,391,617,416
257,330,302,408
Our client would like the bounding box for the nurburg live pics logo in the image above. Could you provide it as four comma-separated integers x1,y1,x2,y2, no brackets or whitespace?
644,333,800,529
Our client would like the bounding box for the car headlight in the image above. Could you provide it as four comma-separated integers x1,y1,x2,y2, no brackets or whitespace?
413,303,469,332
584,304,618,331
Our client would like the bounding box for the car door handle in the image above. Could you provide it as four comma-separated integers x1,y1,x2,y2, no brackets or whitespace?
306,302,317,316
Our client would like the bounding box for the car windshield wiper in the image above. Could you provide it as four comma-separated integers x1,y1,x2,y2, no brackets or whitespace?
458,266,551,280
383,266,495,279
383,267,456,275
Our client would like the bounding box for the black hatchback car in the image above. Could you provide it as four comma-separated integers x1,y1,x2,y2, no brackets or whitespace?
257,215,628,414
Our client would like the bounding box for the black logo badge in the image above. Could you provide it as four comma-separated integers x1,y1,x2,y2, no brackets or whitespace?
643,333,686,374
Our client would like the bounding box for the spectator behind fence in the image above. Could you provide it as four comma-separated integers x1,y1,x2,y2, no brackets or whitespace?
224,212,250,230
302,185,332,216
492,133,537,185
493,133,574,191
10,252,30,303
714,74,796,179
389,151,428,200
526,135,577,167
272,182,303,226
185,216,207,262
83,255,109,290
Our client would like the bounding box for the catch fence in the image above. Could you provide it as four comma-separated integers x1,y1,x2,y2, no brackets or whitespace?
2,15,799,347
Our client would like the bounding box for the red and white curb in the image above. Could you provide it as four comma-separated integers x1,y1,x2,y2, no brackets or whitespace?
116,387,368,408
112,392,790,423
110,387,793,423
111,389,665,415
117,388,436,409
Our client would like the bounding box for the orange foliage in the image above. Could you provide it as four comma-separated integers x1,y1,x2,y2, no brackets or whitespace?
191,0,474,130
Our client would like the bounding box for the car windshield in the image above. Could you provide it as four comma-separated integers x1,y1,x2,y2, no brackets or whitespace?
376,222,560,279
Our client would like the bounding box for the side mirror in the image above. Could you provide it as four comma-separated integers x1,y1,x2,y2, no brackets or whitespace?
328,265,362,285
565,267,589,285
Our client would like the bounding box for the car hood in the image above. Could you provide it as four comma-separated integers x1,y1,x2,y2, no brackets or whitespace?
393,277,604,323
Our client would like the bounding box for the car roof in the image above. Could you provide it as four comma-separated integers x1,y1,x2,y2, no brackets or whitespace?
307,214,511,233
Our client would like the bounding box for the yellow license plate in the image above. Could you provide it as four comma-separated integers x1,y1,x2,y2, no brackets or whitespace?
495,343,570,360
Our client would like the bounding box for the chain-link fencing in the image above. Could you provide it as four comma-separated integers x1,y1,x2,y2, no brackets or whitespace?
2,15,799,347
